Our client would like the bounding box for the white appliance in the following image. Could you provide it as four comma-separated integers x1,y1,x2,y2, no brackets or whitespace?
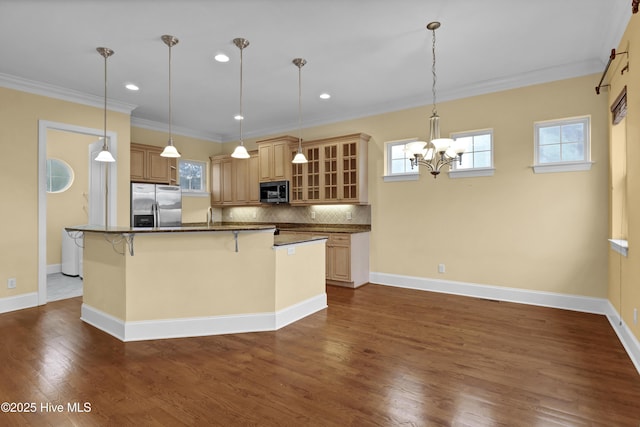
61,228,83,277
131,183,182,227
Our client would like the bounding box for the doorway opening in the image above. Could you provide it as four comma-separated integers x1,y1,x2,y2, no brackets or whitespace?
38,120,118,305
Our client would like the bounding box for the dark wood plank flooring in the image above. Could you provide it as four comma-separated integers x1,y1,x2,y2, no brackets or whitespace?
1,284,639,426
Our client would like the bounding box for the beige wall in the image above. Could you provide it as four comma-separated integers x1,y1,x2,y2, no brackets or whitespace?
130,126,222,223
608,12,640,342
225,74,609,298
0,87,130,299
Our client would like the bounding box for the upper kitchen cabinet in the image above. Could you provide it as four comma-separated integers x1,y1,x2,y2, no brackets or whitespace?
257,136,297,182
210,151,259,207
290,145,321,204
290,133,370,205
130,142,177,185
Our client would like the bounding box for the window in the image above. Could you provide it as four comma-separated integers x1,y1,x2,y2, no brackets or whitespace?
449,129,494,178
46,158,74,193
383,138,419,182
179,160,207,195
533,116,592,173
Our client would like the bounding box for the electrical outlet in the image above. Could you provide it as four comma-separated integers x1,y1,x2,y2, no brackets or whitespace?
252,210,257,219
346,211,352,220
311,211,316,219
7,278,16,289
438,264,445,274
634,308,638,325
287,247,295,256
229,211,233,219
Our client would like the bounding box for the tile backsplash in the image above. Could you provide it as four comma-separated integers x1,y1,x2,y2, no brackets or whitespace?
219,204,371,225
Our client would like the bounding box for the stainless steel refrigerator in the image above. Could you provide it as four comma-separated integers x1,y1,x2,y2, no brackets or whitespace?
131,183,182,227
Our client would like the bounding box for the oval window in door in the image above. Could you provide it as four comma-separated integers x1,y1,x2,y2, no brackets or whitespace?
46,158,74,193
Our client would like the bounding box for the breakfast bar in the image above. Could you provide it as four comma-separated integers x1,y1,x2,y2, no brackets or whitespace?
65,224,327,341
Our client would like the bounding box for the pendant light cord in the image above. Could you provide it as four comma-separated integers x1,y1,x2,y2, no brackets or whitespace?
168,42,173,144
103,53,108,150
298,63,302,151
239,44,244,144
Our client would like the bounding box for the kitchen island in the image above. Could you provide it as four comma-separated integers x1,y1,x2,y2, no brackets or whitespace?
65,224,327,341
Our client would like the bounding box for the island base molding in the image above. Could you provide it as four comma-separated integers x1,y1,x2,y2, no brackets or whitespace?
81,293,327,342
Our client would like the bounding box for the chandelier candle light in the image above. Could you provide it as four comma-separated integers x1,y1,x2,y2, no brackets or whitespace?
292,58,308,164
95,47,116,163
160,34,181,158
406,21,464,178
231,37,251,159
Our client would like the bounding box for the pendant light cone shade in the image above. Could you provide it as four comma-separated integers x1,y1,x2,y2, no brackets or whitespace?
292,58,308,164
95,47,116,163
160,35,181,158
231,38,251,159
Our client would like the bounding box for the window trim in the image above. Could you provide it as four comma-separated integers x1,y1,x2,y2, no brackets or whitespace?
383,137,420,182
448,128,495,178
178,159,208,196
533,115,592,174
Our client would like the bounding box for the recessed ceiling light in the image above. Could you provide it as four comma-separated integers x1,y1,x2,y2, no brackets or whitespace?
215,53,230,63
319,93,331,99
125,83,139,91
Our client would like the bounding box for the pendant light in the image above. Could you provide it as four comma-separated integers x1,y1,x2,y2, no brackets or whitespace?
160,34,181,158
95,47,116,162
292,58,308,164
231,37,251,159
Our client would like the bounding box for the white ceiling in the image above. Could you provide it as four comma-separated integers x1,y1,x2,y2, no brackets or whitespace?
0,0,632,143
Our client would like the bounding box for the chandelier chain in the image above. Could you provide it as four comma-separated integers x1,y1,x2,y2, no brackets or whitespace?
431,27,437,116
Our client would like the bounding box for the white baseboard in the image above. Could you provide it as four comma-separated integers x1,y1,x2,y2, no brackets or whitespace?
275,293,327,329
0,292,39,314
369,272,640,375
604,301,640,375
47,264,61,275
81,293,327,342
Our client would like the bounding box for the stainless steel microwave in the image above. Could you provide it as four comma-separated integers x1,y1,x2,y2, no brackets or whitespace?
260,180,289,204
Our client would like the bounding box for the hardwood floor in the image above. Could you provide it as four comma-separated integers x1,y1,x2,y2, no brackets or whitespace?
1,284,639,426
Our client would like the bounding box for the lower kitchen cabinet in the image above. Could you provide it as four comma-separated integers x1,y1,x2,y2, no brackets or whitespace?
326,232,369,288
280,230,370,288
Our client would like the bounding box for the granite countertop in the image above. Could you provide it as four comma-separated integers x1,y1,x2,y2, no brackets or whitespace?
276,224,370,234
65,224,276,234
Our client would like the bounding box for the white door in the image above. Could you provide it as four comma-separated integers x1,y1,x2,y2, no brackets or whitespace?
88,140,106,226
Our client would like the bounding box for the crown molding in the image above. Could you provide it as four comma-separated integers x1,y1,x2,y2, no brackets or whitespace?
130,117,222,143
0,72,137,114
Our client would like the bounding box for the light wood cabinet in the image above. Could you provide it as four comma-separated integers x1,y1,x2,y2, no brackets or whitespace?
325,232,369,288
279,230,370,288
130,142,177,185
290,145,321,204
289,133,370,205
257,136,297,182
210,151,259,207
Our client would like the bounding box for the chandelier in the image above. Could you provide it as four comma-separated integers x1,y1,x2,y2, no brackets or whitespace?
405,21,464,178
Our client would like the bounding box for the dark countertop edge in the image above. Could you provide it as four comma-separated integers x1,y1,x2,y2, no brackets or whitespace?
273,235,329,247
202,222,371,234
65,224,276,234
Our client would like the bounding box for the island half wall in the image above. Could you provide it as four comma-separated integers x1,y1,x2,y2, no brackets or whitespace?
70,225,327,341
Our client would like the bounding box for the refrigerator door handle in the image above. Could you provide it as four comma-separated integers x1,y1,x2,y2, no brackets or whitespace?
153,203,158,227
